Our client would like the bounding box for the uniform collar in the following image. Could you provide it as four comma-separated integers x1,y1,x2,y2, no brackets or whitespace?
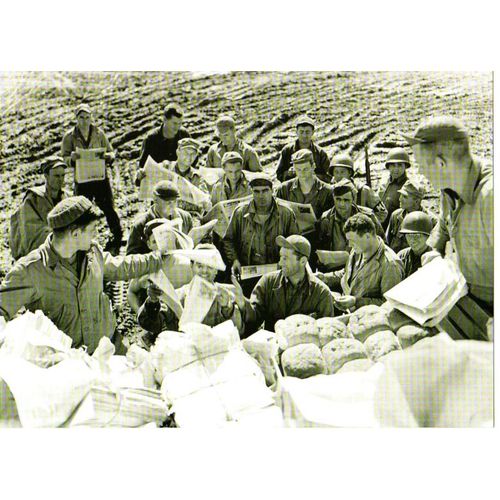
174,163,195,179
41,235,89,270
223,174,247,191
274,268,312,291
290,175,320,191
218,138,242,152
294,139,316,152
74,123,95,142
246,197,277,216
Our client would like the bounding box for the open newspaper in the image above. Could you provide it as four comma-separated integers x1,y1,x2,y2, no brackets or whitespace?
203,195,253,238
179,275,218,327
240,263,278,281
197,167,265,188
75,147,106,183
148,270,184,320
139,156,210,208
279,200,317,234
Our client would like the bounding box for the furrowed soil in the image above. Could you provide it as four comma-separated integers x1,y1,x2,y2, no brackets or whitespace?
0,71,493,344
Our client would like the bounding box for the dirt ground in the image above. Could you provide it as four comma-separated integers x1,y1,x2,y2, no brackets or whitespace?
0,71,493,343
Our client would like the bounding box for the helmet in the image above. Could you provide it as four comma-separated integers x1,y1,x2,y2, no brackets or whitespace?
330,153,354,172
400,211,434,236
385,147,410,167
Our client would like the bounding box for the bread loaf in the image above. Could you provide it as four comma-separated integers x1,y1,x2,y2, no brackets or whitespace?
348,305,391,342
281,343,326,379
397,325,436,349
364,330,401,362
387,308,418,332
316,317,352,346
336,358,374,373
275,314,318,349
321,338,367,374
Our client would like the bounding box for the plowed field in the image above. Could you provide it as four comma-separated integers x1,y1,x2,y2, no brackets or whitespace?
0,71,493,343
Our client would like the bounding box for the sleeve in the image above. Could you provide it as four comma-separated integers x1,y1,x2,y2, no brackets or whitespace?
222,208,240,264
275,184,286,201
315,284,335,318
426,195,449,254
138,135,151,169
103,250,162,282
205,146,215,168
322,269,344,290
482,189,493,247
246,146,263,172
0,263,39,320
385,213,395,245
245,275,269,326
137,297,176,335
18,196,51,255
275,146,291,182
61,132,74,167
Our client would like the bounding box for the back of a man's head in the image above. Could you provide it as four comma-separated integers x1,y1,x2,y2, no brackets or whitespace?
343,213,376,236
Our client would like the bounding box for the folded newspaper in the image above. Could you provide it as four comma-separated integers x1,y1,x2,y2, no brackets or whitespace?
279,200,317,234
203,195,253,238
75,147,106,183
240,263,278,281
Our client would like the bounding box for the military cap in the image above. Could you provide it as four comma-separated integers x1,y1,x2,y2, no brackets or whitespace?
385,147,411,167
221,151,244,166
177,138,202,152
249,172,273,188
398,180,424,200
153,180,179,200
40,156,67,174
296,115,315,129
216,115,236,129
332,178,357,196
330,153,354,172
400,211,434,236
402,116,469,146
47,196,93,229
75,103,91,116
143,218,172,241
276,234,311,259
291,149,314,165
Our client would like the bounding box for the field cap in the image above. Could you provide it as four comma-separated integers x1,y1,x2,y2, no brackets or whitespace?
189,244,226,271
333,178,357,196
47,196,94,229
177,138,202,152
143,218,172,241
221,151,244,166
402,116,469,146
398,180,424,200
385,147,411,167
249,172,273,188
153,180,179,200
276,234,311,259
330,152,354,172
216,115,236,129
296,115,315,128
291,149,314,165
41,156,67,174
75,103,91,116
400,211,434,236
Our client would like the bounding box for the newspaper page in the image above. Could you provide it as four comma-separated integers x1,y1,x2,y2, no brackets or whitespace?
152,219,185,253
188,218,218,246
203,195,252,238
179,275,218,326
316,250,350,268
279,200,317,234
75,147,106,183
148,270,184,320
240,263,278,280
198,166,224,187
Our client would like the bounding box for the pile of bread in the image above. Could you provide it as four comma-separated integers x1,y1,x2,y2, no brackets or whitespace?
275,306,437,379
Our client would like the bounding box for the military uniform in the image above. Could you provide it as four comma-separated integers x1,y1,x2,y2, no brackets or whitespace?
172,164,209,218
355,182,388,225
397,245,431,279
378,172,408,225
210,175,252,206
206,139,262,172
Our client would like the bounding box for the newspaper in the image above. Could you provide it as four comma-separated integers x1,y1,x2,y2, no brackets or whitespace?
198,166,224,186
148,270,184,320
75,147,106,183
139,156,211,208
188,219,218,246
279,200,317,234
152,219,187,253
316,250,350,268
204,195,253,238
240,263,278,281
179,275,218,327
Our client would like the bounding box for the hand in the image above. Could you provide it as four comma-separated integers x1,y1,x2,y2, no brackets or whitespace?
231,260,242,279
334,294,356,311
71,151,80,162
146,282,163,303
230,274,246,311
136,167,146,183
421,250,441,266
216,285,234,310
315,271,326,283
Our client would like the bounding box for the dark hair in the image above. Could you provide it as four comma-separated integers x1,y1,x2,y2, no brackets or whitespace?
163,103,184,120
52,207,102,236
343,213,376,236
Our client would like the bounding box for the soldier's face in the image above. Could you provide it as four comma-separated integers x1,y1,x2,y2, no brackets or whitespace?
346,231,369,254
46,166,66,192
164,115,183,136
251,185,273,209
387,163,406,180
223,161,243,183
217,126,236,146
399,192,420,211
192,262,217,282
412,145,450,191
77,220,99,251
405,233,428,254
155,198,177,219
334,192,354,219
176,147,197,170
333,167,352,182
279,247,302,277
294,161,315,181
296,125,314,144
77,111,91,130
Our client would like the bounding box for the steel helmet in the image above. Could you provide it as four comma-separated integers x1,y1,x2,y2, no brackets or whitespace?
330,153,354,173
400,211,434,236
385,147,411,167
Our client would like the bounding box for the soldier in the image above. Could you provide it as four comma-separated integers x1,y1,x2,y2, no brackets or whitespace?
276,149,334,219
329,152,388,224
231,235,334,334
0,197,164,354
276,115,330,182
385,179,435,253
210,151,252,205
61,103,122,254
317,178,384,256
205,115,262,172
223,173,299,296
396,211,434,279
377,147,411,227
403,115,493,339
317,213,404,312
126,181,193,256
9,156,69,260
138,244,243,344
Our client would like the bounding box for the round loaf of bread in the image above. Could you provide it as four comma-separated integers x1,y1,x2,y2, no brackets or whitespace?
364,330,401,362
281,343,326,379
275,314,318,349
316,317,352,347
387,308,418,332
321,338,367,374
348,305,391,342
336,358,374,374
397,324,436,349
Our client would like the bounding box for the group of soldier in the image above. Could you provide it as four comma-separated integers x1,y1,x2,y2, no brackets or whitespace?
0,101,493,354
